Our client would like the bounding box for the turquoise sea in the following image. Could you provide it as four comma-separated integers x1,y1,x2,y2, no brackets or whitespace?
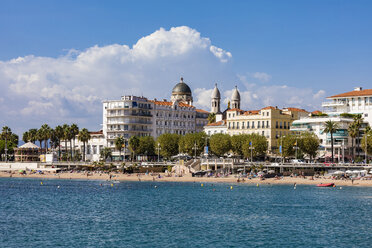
0,178,371,247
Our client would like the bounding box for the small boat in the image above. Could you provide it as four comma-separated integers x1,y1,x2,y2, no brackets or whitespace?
316,183,335,187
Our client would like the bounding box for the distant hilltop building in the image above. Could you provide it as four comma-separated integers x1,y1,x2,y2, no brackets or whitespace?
102,77,209,148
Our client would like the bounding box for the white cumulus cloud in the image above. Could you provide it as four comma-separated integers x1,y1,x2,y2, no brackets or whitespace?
0,26,234,134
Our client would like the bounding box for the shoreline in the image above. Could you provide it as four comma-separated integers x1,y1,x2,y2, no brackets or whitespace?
1,172,371,187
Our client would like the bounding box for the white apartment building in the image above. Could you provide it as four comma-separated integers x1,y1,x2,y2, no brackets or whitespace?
290,116,354,161
101,78,209,159
322,87,372,125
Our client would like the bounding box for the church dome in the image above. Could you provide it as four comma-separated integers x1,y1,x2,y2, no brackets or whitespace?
231,86,240,101
172,77,192,95
211,83,221,99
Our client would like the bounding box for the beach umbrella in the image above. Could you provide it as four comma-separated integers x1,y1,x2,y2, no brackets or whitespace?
333,171,344,175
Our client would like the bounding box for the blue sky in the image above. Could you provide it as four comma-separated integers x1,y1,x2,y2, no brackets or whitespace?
1,0,372,135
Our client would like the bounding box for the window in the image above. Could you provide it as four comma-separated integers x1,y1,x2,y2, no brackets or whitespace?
242,122,245,129
262,131,265,136
237,122,240,129
247,121,250,128
252,121,255,128
284,122,286,129
93,145,97,154
276,121,278,128
232,122,235,129
257,122,260,128
266,121,269,128
280,122,282,129
228,122,231,129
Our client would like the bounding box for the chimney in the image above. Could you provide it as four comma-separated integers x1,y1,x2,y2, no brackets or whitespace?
354,87,362,91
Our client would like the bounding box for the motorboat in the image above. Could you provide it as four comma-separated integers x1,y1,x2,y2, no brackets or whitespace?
316,183,335,187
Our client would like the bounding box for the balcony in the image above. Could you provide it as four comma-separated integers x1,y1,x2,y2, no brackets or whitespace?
322,101,347,107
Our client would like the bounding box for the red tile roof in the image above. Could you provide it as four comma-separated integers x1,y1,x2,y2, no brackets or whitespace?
195,109,209,114
261,106,276,110
206,120,225,126
328,89,372,98
90,130,103,135
243,110,259,115
312,110,322,114
284,107,308,113
227,108,244,112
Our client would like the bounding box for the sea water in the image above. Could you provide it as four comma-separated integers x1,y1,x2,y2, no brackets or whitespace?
0,178,371,247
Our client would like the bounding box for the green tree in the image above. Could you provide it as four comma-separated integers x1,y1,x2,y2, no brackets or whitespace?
129,136,140,160
230,134,249,156
40,124,52,151
100,147,112,161
22,131,29,143
299,132,320,162
209,133,231,157
115,136,125,161
70,123,79,158
323,120,339,162
1,126,16,161
348,122,358,160
54,125,64,161
156,133,180,160
281,134,298,158
62,124,70,160
179,132,207,157
28,129,38,143
138,136,155,156
361,129,372,158
242,133,268,159
352,114,363,159
36,128,44,149
207,113,216,124
77,128,91,161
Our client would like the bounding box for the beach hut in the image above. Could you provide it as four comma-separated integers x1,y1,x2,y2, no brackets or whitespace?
14,142,41,162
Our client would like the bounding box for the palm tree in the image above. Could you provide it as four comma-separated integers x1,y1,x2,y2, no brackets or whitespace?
28,129,38,143
1,126,12,162
207,113,216,124
323,120,339,162
62,124,70,160
352,114,363,159
70,124,79,159
100,147,112,161
348,123,358,161
22,131,29,143
78,128,91,162
115,136,125,161
129,136,140,161
40,124,51,151
54,125,64,161
36,128,44,150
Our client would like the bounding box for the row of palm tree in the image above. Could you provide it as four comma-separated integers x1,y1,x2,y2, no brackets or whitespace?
23,124,91,161
325,114,368,162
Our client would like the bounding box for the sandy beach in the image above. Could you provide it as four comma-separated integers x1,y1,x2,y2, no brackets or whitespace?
1,171,372,187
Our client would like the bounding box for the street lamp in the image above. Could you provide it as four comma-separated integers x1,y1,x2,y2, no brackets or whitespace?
156,143,161,163
249,141,255,164
366,134,370,164
193,141,198,159
293,138,299,159
280,136,286,165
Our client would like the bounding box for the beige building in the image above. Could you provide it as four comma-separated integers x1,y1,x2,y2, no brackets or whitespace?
226,106,308,153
